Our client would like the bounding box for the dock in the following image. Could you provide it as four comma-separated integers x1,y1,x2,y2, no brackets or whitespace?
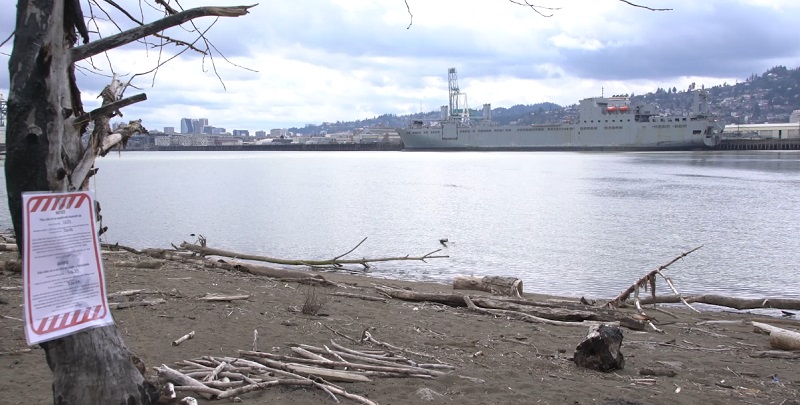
716,139,800,151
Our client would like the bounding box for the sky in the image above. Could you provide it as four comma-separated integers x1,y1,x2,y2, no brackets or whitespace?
2,0,800,133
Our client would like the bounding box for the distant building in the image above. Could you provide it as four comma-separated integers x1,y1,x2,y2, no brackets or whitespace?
232,129,250,137
180,118,193,134
269,128,288,137
193,118,209,135
163,126,175,134
723,123,800,139
791,110,800,123
154,135,171,146
255,130,267,138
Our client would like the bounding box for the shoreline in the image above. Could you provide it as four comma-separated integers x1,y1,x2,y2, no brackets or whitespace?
2,249,800,404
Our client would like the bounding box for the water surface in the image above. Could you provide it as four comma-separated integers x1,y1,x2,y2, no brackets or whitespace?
2,150,798,299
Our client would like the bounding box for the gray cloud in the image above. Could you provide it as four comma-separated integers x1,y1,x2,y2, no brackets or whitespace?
554,3,800,80
3,0,800,131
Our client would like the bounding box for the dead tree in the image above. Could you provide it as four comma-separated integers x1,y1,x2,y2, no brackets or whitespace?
5,1,253,403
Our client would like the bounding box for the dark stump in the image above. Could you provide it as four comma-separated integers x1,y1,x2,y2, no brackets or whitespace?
573,324,625,372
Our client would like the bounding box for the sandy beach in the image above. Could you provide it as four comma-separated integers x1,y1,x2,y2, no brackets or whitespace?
1,249,799,405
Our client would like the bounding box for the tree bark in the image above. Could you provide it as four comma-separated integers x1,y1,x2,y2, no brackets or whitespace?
44,325,160,404
5,1,253,403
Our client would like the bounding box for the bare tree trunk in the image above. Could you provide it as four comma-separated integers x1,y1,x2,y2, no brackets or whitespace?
6,2,160,403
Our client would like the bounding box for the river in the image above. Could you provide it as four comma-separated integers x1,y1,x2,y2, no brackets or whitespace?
2,150,799,299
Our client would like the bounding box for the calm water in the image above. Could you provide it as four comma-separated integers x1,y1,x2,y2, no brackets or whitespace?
2,151,799,299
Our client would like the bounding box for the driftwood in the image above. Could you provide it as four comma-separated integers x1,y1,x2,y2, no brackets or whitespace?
179,239,448,268
156,335,459,403
373,285,468,307
606,245,703,308
638,294,800,311
331,292,388,302
173,331,196,346
463,296,610,327
143,248,335,281
0,243,19,252
750,350,800,359
469,296,614,322
108,298,166,310
110,260,163,269
155,364,222,399
752,322,800,351
197,294,250,302
453,275,523,297
285,364,372,382
374,286,631,326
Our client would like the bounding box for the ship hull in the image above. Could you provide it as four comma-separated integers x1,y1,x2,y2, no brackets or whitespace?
399,121,719,151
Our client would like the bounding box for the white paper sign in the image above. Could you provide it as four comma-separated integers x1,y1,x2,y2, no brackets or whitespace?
22,191,113,345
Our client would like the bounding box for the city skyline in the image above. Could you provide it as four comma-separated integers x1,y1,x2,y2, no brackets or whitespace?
2,1,800,132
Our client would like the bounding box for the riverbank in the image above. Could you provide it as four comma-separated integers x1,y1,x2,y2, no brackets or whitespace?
1,250,799,405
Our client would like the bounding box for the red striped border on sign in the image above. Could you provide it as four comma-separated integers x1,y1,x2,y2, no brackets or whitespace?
28,194,88,213
33,305,106,334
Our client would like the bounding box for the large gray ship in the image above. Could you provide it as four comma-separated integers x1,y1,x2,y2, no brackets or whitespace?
398,68,723,151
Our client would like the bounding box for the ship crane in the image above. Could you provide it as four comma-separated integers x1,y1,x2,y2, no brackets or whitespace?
447,68,470,124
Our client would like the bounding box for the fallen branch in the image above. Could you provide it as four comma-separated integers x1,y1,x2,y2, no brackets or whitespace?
606,245,702,308
197,293,250,302
108,298,166,310
750,350,800,359
331,292,387,302
143,248,334,281
360,331,441,362
173,331,196,346
655,270,699,313
638,294,800,311
155,364,222,400
110,260,163,269
464,295,606,327
179,240,448,267
374,285,630,325
632,284,664,333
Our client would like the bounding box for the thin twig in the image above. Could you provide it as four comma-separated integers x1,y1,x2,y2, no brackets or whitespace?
333,237,368,261
617,0,672,11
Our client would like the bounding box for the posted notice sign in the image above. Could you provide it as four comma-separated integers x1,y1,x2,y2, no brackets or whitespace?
22,191,113,345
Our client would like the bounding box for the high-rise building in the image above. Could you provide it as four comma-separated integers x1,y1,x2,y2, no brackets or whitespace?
180,118,193,134
193,118,209,134
164,127,175,134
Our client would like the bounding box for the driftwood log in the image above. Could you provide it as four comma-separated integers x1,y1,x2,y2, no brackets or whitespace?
374,286,643,327
752,322,800,351
453,275,523,297
0,243,19,252
638,294,800,311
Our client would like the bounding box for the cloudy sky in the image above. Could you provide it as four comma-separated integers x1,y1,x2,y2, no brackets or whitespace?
2,0,800,132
